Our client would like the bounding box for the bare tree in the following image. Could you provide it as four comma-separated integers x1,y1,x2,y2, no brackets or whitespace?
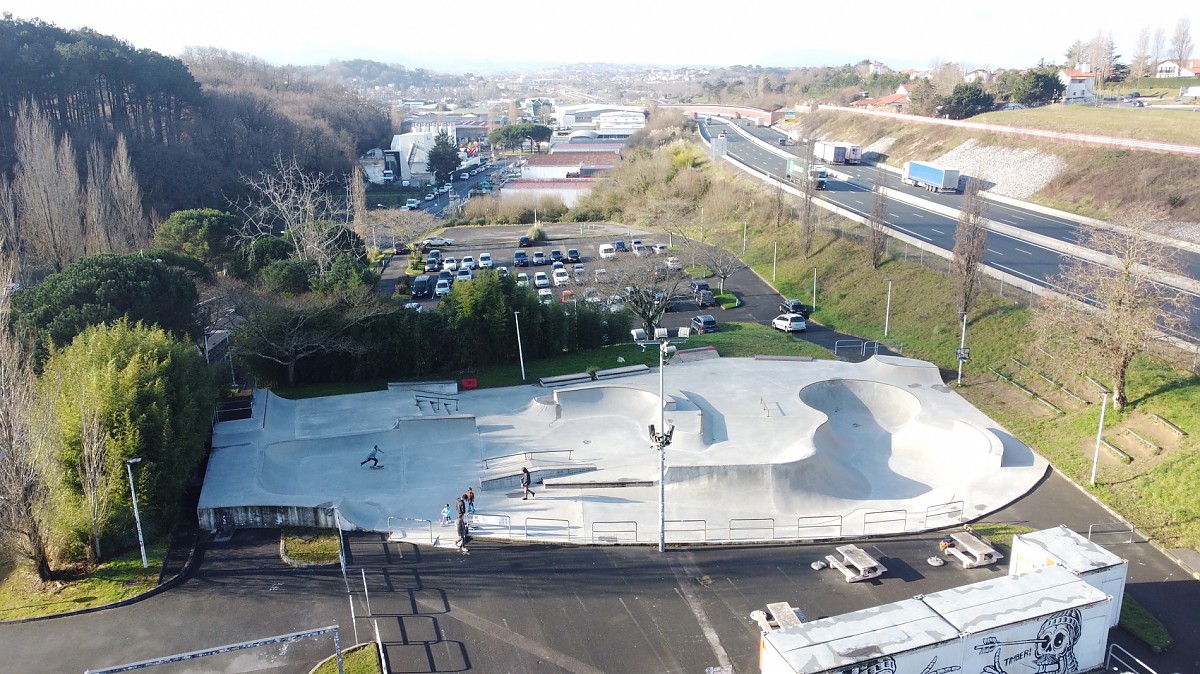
1131,28,1152,80
106,135,148,252
12,100,84,272
952,178,990,314
76,396,110,565
232,156,348,274
84,141,115,255
1030,204,1190,410
1171,17,1194,64
867,168,889,269
1152,27,1166,73
799,129,818,257
694,243,747,295
593,255,686,335
0,253,56,581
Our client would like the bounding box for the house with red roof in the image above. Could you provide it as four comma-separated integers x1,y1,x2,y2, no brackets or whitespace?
1156,59,1200,78
1058,66,1096,104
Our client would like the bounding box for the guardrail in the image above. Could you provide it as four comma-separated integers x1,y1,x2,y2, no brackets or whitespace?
1088,521,1135,544
665,519,708,543
863,509,908,535
797,514,844,540
591,520,638,543
525,517,572,541
1106,643,1158,673
386,516,433,544
729,518,775,541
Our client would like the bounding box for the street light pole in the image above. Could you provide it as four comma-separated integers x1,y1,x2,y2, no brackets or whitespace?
650,340,676,554
1090,390,1110,486
125,458,148,568
811,267,817,311
514,311,526,382
883,279,893,338
957,311,968,386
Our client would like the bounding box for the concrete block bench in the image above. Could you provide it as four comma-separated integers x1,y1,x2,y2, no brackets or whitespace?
594,364,650,380
538,372,593,387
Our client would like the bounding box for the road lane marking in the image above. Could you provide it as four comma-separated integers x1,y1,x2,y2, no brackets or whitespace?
1015,247,1033,255
671,553,733,670
930,228,944,235
986,248,1004,256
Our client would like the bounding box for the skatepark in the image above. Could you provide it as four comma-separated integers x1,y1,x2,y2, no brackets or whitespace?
198,353,1049,545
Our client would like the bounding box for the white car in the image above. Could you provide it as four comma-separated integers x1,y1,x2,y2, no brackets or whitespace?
598,244,616,259
553,269,571,287
441,257,458,271
632,243,648,257
594,268,609,282
461,255,476,270
534,271,551,288
537,288,554,304
516,272,530,287
460,172,470,180
479,253,494,268
434,279,451,297
771,314,808,333
403,302,422,312
666,257,682,270
456,267,474,282
424,193,435,201
423,236,454,247
651,243,669,255
439,184,451,193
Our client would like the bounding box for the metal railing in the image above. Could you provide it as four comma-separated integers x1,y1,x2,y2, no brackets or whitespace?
591,520,638,544
729,518,775,541
524,517,571,541
833,339,864,356
665,519,708,543
386,516,433,543
483,449,575,469
1106,643,1158,673
1088,521,1135,544
796,514,844,540
863,509,909,535
924,501,965,528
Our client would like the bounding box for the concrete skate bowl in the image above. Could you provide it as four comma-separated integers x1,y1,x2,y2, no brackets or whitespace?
666,379,1001,515
549,385,703,441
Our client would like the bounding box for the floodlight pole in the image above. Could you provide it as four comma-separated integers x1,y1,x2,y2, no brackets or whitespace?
1090,390,1109,486
656,340,668,553
957,311,968,386
884,279,893,337
125,458,148,568
812,267,817,310
514,311,526,382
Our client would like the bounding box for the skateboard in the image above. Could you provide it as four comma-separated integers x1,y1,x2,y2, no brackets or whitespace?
369,465,386,469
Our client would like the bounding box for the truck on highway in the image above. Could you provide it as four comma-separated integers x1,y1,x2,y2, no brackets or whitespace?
785,158,827,189
902,160,961,193
812,141,862,165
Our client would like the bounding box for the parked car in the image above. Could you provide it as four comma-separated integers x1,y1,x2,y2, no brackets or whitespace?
517,272,530,287
696,290,715,307
403,302,422,312
632,243,648,256
424,193,435,201
518,236,532,247
412,275,432,298
666,256,682,270
553,268,571,286
496,266,509,277
439,184,451,193
691,314,718,334
537,288,554,304
460,255,476,270
534,271,551,288
442,257,458,271
434,279,452,297
771,314,808,333
424,258,440,273
566,248,581,263
779,299,811,318
426,249,442,264
513,250,529,267
560,289,576,304
459,172,470,180
532,251,547,266
423,236,454,247
437,269,454,284
650,243,668,255
613,240,628,253
456,267,474,282
594,268,609,282
689,280,711,294
479,252,494,268
598,244,616,259
550,249,564,263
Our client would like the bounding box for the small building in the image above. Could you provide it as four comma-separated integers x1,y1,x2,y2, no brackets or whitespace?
1156,58,1200,78
521,152,619,180
963,68,992,84
1058,66,1096,103
498,179,595,208
554,103,647,130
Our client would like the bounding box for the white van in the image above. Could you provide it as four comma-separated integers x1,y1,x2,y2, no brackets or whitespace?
405,198,420,210
598,244,616,259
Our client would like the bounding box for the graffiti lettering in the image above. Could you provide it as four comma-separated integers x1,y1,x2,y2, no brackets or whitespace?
1003,647,1033,667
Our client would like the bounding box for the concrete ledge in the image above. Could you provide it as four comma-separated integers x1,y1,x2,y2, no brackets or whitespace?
594,364,650,379
539,372,593,387
754,355,814,362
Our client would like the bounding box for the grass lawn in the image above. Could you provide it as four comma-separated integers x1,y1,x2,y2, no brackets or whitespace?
975,106,1200,146
312,643,381,674
0,539,170,620
281,528,342,565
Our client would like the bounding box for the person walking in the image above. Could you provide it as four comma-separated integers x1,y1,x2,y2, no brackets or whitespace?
465,487,476,514
455,514,470,553
456,496,467,518
360,444,383,468
521,467,535,500
440,503,453,526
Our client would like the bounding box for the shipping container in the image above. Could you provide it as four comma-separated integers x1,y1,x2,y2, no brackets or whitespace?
1010,525,1127,627
759,565,1111,673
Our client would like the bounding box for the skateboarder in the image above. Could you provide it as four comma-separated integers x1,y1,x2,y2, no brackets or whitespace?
360,444,383,468
440,503,453,526
465,487,476,513
521,467,535,500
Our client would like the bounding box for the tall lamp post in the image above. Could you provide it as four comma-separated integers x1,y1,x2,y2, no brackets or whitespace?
956,311,969,386
125,458,148,569
811,267,817,311
514,311,526,382
1090,390,1110,486
648,339,677,553
883,279,893,338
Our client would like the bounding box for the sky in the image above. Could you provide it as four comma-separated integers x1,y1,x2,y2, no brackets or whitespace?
3,1,1197,74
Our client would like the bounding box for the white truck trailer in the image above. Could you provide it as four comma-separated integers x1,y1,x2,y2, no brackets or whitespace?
902,160,961,193
1009,525,1127,627
758,564,1112,673
812,141,862,165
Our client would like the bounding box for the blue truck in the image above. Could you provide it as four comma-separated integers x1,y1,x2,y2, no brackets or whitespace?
901,161,961,193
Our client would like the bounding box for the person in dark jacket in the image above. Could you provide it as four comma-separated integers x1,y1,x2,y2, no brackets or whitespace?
521,467,535,500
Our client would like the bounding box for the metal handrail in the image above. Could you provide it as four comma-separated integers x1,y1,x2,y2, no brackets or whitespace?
1088,521,1135,544
924,500,965,527
729,518,775,541
863,509,908,535
524,517,571,541
796,514,844,540
467,512,512,538
1106,643,1158,673
664,519,707,543
833,339,863,356
386,516,433,543
483,449,575,469
590,520,638,544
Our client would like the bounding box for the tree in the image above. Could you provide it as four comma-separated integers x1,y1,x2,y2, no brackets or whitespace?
1065,39,1087,67
10,100,84,273
1171,17,1194,65
868,168,889,268
0,254,56,581
1152,27,1166,73
951,178,989,315
906,79,944,117
155,208,241,265
689,242,746,295
799,126,818,257
427,131,461,185
1030,204,1190,410
1131,28,1151,80
594,257,686,335
1010,70,1065,106
11,253,202,356
941,83,995,119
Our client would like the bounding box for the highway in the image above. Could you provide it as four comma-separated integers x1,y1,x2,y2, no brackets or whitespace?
699,117,1200,342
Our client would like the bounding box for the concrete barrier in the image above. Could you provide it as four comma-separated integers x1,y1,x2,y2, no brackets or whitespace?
538,372,593,387
594,364,650,379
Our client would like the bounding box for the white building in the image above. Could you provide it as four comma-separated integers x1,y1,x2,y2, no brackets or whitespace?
1058,66,1095,103
553,103,646,130
1156,59,1200,78
387,132,438,184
